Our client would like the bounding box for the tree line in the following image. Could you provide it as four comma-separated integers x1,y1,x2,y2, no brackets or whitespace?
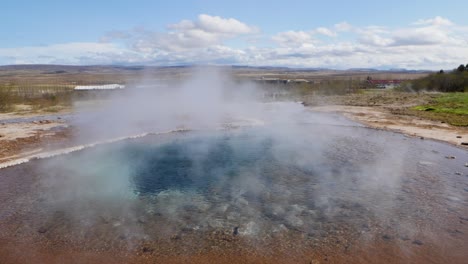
406,64,468,92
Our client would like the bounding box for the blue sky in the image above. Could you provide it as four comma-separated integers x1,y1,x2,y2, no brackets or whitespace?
1,0,467,69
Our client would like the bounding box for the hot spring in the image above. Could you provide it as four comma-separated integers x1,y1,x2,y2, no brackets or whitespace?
1,114,467,263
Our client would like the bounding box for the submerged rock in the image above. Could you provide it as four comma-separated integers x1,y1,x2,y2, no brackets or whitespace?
141,246,154,253
285,214,304,228
399,235,411,241
382,234,392,241
37,227,48,233
418,161,433,166
241,221,259,236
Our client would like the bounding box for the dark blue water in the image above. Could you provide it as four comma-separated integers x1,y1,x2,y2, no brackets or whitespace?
129,135,277,194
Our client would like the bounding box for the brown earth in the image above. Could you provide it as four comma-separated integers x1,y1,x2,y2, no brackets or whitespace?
0,213,466,264
0,113,72,164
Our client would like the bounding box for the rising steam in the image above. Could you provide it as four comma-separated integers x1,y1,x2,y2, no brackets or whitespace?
35,66,425,249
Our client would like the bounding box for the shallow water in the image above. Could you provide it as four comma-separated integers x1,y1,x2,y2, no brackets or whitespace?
0,113,72,124
0,115,467,263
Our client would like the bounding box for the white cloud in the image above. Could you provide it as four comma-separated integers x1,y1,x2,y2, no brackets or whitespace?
264,17,468,69
167,19,196,31
99,30,132,43
392,26,449,46
129,14,259,53
167,14,258,36
196,14,258,34
315,27,337,37
1,16,467,70
334,22,352,32
413,16,453,26
359,33,393,46
272,31,315,47
0,42,137,64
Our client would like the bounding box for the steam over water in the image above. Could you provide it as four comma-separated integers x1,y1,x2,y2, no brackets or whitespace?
0,69,467,262
3,121,465,247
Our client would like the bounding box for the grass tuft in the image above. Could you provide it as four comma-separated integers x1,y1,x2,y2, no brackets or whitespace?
411,93,468,126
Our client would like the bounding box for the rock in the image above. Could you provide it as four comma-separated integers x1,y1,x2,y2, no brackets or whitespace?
361,223,370,230
455,172,462,175
141,246,154,253
465,163,468,167
37,227,48,233
285,214,304,227
418,161,433,166
445,156,456,159
382,234,392,241
447,196,461,202
99,215,111,224
181,227,193,233
399,235,411,241
233,226,239,236
420,137,424,140
241,221,259,235
171,234,181,240
344,244,350,252
448,229,463,235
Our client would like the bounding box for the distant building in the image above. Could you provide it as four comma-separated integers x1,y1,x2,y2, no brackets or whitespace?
254,77,310,85
74,84,125,90
254,78,288,84
366,79,402,89
287,79,309,84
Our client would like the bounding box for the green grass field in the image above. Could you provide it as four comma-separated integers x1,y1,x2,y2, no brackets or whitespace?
412,93,468,126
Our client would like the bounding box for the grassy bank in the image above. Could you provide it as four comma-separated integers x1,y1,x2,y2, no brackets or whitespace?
302,89,468,127
0,87,72,114
410,93,468,126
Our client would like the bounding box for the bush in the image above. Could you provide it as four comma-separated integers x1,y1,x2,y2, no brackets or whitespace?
0,86,13,112
410,66,468,92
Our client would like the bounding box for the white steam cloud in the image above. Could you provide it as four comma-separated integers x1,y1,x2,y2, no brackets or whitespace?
11,68,462,260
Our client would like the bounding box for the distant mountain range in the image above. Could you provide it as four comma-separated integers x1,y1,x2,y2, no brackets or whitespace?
0,64,433,73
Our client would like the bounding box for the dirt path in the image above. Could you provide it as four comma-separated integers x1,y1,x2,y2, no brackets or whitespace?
309,105,468,148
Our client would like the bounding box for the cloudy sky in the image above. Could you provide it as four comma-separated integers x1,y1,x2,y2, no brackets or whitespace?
1,0,467,69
